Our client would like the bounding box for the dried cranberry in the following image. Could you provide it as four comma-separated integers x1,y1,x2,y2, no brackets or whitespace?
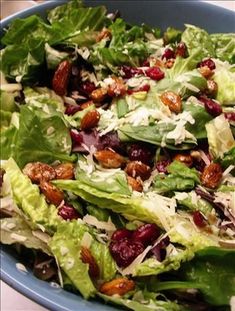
70,129,83,145
224,112,235,122
58,204,80,220
156,159,171,173
142,59,150,67
197,58,216,70
192,211,207,228
111,229,133,241
145,67,165,81
128,143,154,166
132,224,160,246
121,65,143,79
79,81,96,96
175,42,188,58
199,96,222,117
65,104,81,116
162,48,175,60
109,239,144,267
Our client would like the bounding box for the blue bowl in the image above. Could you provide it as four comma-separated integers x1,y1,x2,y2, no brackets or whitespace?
1,1,235,310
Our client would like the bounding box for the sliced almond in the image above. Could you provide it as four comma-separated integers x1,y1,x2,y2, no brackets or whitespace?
99,277,135,296
80,246,100,278
94,149,126,168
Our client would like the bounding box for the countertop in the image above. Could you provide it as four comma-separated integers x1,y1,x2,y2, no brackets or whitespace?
1,1,234,310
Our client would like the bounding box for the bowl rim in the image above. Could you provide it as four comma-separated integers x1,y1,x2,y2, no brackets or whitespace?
1,1,235,311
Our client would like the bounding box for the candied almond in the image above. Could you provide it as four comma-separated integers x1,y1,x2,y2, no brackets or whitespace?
160,91,182,113
52,60,71,96
127,176,143,192
80,246,100,278
54,163,74,180
91,88,108,102
39,180,64,206
23,162,56,183
94,149,126,168
173,154,193,167
99,278,135,296
80,110,100,130
125,161,151,181
96,27,112,42
200,163,223,189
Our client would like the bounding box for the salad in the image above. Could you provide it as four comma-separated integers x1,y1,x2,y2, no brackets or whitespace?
1,0,235,310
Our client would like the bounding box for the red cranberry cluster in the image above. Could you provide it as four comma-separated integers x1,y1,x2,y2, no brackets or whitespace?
162,42,188,60
109,224,160,267
120,65,165,81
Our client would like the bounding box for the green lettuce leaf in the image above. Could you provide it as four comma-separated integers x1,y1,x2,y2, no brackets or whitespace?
174,191,212,215
220,146,235,170
23,86,65,112
153,161,200,193
1,40,46,83
211,33,235,64
181,24,215,59
163,27,182,44
178,247,235,306
49,222,96,299
206,114,235,159
49,220,116,298
99,291,184,311
118,123,196,150
2,158,61,233
75,157,131,196
183,98,212,139
213,61,235,106
0,124,18,159
14,105,74,168
1,216,51,255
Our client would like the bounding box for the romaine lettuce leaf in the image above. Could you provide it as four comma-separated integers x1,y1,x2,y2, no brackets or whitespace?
220,146,235,170
1,216,51,255
2,158,60,233
49,220,116,298
153,161,200,193
49,223,96,299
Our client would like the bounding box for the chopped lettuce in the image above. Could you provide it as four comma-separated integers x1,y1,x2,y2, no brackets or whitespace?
220,146,235,170
206,114,235,159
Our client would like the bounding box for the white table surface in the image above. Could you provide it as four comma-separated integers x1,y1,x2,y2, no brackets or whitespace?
1,1,234,311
